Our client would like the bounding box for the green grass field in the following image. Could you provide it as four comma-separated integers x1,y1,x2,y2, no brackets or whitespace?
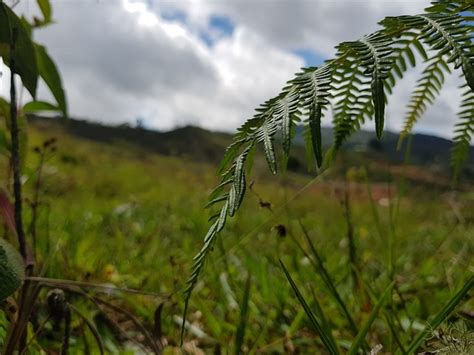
1,122,473,354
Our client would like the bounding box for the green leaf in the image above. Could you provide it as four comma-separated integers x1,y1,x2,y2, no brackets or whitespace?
20,16,33,38
230,151,247,216
413,39,428,61
217,139,245,175
451,89,474,179
0,238,25,301
35,44,67,117
404,46,416,67
399,56,450,143
181,220,220,344
0,4,12,44
0,3,38,98
262,126,277,174
37,0,52,25
23,100,60,114
347,281,395,355
462,59,474,92
280,260,339,355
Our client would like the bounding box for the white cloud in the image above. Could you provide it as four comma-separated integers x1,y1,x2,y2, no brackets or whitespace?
27,0,302,131
1,0,466,139
158,0,428,56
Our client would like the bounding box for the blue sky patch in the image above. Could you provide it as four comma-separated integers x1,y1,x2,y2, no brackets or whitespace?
292,49,325,67
199,15,235,47
209,15,235,37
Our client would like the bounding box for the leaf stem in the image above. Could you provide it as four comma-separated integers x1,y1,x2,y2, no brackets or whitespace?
9,27,27,260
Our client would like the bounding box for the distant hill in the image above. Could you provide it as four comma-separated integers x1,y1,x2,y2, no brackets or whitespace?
28,115,474,177
29,116,232,163
294,126,474,168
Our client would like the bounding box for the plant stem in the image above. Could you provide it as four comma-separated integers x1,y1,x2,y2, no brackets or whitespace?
4,26,34,355
343,182,358,291
9,27,27,260
61,306,71,355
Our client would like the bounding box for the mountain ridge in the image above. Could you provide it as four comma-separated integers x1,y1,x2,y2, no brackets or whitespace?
28,115,474,176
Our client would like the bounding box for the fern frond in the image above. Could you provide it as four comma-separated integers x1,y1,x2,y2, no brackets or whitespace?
451,86,474,178
385,10,472,145
384,33,428,92
332,58,373,150
392,13,473,90
400,56,451,140
274,90,301,158
330,29,430,150
337,32,393,139
182,3,474,339
182,64,334,334
426,0,474,15
331,34,391,149
293,66,332,166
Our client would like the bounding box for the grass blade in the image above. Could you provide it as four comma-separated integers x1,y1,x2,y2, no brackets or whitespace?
405,276,474,354
298,221,361,338
353,266,406,354
70,305,105,355
348,281,395,355
234,274,251,355
280,260,339,355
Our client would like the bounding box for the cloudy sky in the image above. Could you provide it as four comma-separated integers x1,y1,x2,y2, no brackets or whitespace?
2,0,466,139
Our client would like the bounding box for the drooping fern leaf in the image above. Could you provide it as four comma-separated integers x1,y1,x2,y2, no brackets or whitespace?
332,54,374,151
392,13,473,90
275,89,300,159
331,30,430,151
366,35,393,138
426,0,474,16
181,1,474,339
336,32,393,139
388,9,473,144
451,86,474,179
384,32,428,92
181,65,334,340
400,56,451,140
294,66,332,167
